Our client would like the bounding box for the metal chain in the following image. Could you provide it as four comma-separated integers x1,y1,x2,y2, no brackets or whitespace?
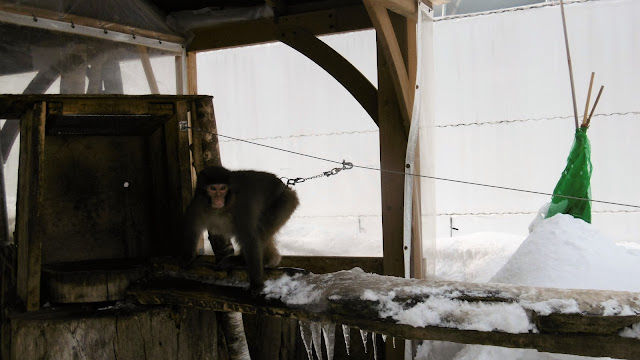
281,160,353,187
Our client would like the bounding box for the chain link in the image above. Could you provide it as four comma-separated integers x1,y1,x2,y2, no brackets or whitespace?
282,160,353,187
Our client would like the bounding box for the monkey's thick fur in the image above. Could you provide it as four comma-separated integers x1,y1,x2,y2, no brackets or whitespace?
181,166,299,291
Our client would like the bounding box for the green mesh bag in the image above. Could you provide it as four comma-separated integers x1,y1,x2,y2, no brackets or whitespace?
545,127,592,223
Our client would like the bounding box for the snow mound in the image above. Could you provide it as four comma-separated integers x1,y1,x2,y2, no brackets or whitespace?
436,232,523,283
490,214,640,292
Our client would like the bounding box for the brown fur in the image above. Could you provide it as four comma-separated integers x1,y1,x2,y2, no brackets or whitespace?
181,166,299,291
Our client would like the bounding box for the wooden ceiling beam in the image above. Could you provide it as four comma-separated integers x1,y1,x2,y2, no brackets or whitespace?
0,1,184,45
188,4,372,52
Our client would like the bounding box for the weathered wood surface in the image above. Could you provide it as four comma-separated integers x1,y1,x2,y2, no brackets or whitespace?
16,102,46,312
10,305,227,360
0,94,212,118
42,260,146,303
129,259,640,359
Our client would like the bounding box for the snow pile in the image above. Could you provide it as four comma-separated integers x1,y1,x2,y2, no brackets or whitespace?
435,232,523,283
490,213,640,292
416,212,640,360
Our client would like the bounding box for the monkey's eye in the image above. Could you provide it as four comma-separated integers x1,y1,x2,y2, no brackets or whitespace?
208,184,228,192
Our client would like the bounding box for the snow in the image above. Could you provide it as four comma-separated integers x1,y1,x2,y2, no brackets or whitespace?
491,213,640,292
416,211,640,360
264,207,640,360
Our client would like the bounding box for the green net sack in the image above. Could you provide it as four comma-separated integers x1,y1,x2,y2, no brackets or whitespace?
545,127,592,223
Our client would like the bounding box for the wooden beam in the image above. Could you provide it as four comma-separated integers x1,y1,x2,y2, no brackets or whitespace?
130,262,640,360
377,46,406,280
186,52,198,96
278,27,378,124
377,0,418,18
16,102,46,311
364,0,413,131
188,5,372,52
0,1,184,44
137,46,160,94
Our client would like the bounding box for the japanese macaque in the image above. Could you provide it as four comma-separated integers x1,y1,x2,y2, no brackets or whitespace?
181,166,299,291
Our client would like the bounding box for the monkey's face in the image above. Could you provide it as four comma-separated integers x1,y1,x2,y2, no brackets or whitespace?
206,184,228,209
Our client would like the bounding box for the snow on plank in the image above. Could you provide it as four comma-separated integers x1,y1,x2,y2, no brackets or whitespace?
128,260,640,359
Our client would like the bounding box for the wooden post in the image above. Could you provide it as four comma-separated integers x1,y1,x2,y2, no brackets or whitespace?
137,45,160,94
377,28,408,360
16,102,46,311
187,52,198,96
191,98,222,171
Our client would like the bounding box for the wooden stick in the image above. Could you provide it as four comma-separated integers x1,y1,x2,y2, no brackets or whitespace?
585,85,604,128
582,72,595,127
559,0,579,130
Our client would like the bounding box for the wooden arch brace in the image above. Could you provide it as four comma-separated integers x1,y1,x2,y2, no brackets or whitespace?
364,0,428,131
278,27,379,125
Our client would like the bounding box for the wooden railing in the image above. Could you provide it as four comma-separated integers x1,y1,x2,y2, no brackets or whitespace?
127,257,640,360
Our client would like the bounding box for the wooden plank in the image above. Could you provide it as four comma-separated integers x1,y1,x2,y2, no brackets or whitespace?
364,0,413,131
15,102,45,312
377,0,417,18
187,52,198,96
130,264,640,360
137,46,160,94
174,101,195,213
0,94,212,118
175,56,184,95
0,1,184,44
188,5,372,52
278,27,378,125
41,260,146,303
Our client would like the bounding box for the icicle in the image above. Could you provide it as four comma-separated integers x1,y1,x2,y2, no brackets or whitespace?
372,333,378,360
360,329,369,353
299,321,314,360
392,337,397,349
310,321,324,360
382,334,388,342
321,323,336,360
342,324,351,356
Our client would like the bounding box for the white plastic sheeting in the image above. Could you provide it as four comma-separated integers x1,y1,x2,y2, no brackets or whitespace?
433,0,640,244
198,0,640,259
